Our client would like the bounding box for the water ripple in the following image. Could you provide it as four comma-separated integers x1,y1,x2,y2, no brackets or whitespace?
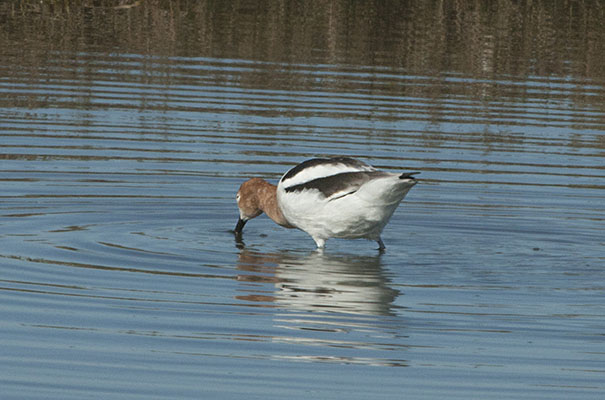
1,48,604,399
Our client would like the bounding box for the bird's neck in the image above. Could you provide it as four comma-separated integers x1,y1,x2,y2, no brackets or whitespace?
257,180,293,228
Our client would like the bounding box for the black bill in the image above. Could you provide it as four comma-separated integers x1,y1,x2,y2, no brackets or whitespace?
234,218,247,235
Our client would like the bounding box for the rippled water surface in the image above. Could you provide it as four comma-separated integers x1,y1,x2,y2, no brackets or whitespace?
1,2,605,399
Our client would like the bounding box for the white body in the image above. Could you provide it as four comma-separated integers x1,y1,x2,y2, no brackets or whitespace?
276,158,416,249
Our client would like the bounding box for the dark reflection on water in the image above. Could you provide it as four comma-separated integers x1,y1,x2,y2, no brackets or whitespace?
3,0,605,78
1,1,605,399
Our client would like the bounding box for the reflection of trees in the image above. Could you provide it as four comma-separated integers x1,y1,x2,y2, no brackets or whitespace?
2,0,604,141
2,1,605,79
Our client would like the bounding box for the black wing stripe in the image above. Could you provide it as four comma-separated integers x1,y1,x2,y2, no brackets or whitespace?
284,171,388,198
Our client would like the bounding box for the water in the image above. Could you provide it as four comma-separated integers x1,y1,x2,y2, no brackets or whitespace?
1,2,604,399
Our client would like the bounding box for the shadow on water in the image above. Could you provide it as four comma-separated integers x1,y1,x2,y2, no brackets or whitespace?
234,248,400,317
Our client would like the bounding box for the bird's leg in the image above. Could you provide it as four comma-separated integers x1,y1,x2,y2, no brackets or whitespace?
313,237,326,249
376,237,386,251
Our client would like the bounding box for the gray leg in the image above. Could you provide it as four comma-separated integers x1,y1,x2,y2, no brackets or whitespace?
377,237,386,251
313,237,326,249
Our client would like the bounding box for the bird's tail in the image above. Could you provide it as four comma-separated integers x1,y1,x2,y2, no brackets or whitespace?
399,172,420,180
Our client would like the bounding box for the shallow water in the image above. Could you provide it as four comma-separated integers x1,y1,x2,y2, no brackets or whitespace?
1,2,605,399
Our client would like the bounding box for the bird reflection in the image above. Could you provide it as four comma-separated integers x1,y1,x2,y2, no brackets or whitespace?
235,248,400,316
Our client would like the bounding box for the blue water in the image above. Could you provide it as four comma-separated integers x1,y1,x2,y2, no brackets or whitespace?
1,48,604,400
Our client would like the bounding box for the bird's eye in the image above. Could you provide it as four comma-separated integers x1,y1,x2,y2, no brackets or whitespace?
236,194,240,202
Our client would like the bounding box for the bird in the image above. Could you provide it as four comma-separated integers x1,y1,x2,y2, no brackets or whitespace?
234,157,418,250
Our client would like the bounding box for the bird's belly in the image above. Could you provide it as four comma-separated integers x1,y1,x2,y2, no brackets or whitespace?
288,197,399,240
331,204,398,239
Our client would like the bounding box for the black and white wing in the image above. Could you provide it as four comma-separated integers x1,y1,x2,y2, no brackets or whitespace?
279,157,378,200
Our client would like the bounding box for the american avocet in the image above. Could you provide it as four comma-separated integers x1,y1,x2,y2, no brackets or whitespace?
234,157,418,250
